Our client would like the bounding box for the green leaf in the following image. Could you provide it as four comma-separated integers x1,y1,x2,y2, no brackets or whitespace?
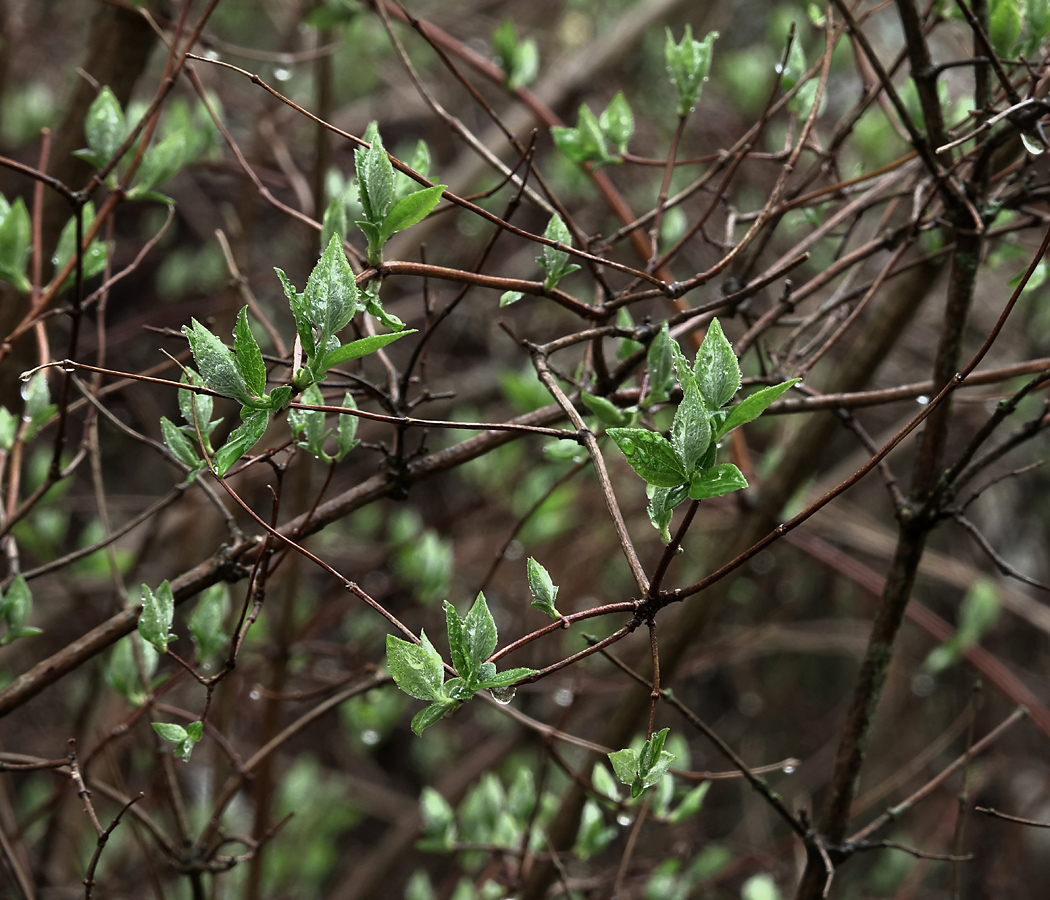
575,798,618,860
665,27,718,117
694,319,741,409
608,748,639,786
477,667,536,690
581,391,630,427
152,722,188,743
576,103,608,158
305,234,358,348
741,873,782,900
671,338,696,395
267,385,292,412
212,408,269,476
355,122,394,224
395,140,432,198
379,185,446,244
779,34,806,92
647,483,689,544
320,194,348,253
668,781,710,824
537,213,581,290
989,0,1022,55
357,219,384,266
189,583,228,666
0,574,42,644
688,463,748,499
152,721,199,761
105,634,157,706
419,785,455,840
670,383,711,479
387,631,444,702
526,557,560,619
607,428,688,488
645,322,675,407
599,91,634,155
177,369,221,452
493,18,539,91
233,306,266,399
717,378,800,437
161,416,203,470
492,17,520,74
444,599,470,681
500,290,524,307
362,281,406,332
128,129,186,197
51,202,108,290
319,328,416,373
275,267,316,359
610,729,677,798
0,196,31,293
957,577,1000,644
323,392,355,462
460,593,499,683
183,318,252,406
138,580,176,653
84,86,125,164
411,698,459,736
288,383,329,459
0,406,16,451
551,103,615,167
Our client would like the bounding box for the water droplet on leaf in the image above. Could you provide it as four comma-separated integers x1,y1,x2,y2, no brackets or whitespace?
490,685,516,705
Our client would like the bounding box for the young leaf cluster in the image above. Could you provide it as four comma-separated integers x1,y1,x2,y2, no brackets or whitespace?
492,18,538,91
607,319,798,543
354,122,446,266
181,234,414,476
665,27,718,118
288,384,359,464
608,727,677,798
551,92,633,168
160,369,223,479
75,87,214,203
153,720,203,762
386,593,537,735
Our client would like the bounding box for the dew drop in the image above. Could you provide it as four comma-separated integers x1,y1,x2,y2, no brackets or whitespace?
249,689,260,700
273,67,292,82
916,395,930,406
490,685,516,705
361,728,381,746
783,764,796,775
203,49,220,61
1021,132,1047,156
616,813,633,827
